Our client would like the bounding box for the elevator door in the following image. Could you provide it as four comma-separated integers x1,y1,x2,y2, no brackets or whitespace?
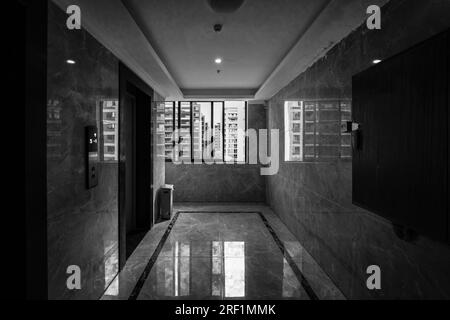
119,68,154,267
123,93,136,238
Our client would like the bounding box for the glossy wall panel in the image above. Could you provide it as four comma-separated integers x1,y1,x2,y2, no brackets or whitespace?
47,1,119,299
267,0,450,299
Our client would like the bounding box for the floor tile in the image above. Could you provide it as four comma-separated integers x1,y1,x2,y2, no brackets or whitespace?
100,204,346,300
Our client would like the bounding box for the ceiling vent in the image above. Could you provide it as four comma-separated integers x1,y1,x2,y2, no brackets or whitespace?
207,0,245,13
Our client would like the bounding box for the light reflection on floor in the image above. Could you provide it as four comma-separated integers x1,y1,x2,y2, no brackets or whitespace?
136,212,308,300
101,209,345,300
153,241,247,298
104,241,119,296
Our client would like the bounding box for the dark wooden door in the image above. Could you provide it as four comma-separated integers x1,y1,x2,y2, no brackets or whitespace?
352,29,449,243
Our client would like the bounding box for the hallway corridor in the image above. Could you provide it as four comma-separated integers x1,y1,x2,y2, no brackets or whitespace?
102,204,344,300
22,0,450,303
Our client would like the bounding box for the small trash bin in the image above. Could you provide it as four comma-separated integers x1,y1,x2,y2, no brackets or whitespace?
160,184,174,220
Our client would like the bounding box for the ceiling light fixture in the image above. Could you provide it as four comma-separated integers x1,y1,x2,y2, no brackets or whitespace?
215,58,222,64
372,59,382,64
207,0,245,13
66,59,76,64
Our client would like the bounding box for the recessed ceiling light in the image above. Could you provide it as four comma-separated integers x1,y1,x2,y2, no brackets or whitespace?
207,0,245,13
215,58,222,64
66,59,76,64
372,59,382,64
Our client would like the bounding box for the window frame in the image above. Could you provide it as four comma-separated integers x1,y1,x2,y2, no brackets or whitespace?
165,101,248,164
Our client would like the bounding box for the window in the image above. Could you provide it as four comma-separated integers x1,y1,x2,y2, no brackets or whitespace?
164,101,247,163
284,100,352,162
179,102,191,162
292,123,301,133
213,102,223,161
192,103,202,160
199,102,213,160
224,101,246,163
164,102,175,160
104,135,115,143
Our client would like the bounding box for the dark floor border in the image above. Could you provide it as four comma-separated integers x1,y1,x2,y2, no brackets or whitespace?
179,211,319,300
256,212,319,300
128,212,181,300
126,210,319,300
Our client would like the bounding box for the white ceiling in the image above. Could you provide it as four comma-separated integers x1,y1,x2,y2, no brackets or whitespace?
123,0,330,90
53,0,389,100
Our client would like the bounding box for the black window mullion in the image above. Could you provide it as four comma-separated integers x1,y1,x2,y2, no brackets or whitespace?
190,102,193,163
210,102,214,159
178,101,181,130
245,101,248,164
171,102,176,162
222,101,225,162
178,102,181,159
338,100,342,160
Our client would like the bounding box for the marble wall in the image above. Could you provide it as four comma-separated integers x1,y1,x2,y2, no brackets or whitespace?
166,104,266,203
47,1,117,300
267,0,450,299
47,3,167,298
47,1,167,298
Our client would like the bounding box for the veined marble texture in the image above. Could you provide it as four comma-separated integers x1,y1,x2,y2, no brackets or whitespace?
166,164,266,202
47,2,119,299
102,204,344,300
266,0,450,299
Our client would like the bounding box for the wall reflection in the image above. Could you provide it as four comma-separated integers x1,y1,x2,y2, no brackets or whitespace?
103,240,119,297
138,239,308,299
282,242,302,298
47,99,63,160
284,99,352,162
223,242,245,297
97,99,119,162
47,2,119,299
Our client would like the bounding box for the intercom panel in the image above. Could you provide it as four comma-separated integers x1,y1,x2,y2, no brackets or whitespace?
85,126,99,189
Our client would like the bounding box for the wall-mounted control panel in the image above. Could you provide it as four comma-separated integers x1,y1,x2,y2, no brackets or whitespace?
85,126,99,189
341,121,360,133
342,121,362,151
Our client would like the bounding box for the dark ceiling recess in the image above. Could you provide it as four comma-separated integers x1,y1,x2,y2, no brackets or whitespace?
207,0,245,13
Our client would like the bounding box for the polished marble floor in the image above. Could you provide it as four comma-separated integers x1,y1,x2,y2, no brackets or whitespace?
101,204,345,300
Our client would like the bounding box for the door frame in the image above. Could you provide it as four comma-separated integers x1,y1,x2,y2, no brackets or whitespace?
23,0,48,299
118,63,154,270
